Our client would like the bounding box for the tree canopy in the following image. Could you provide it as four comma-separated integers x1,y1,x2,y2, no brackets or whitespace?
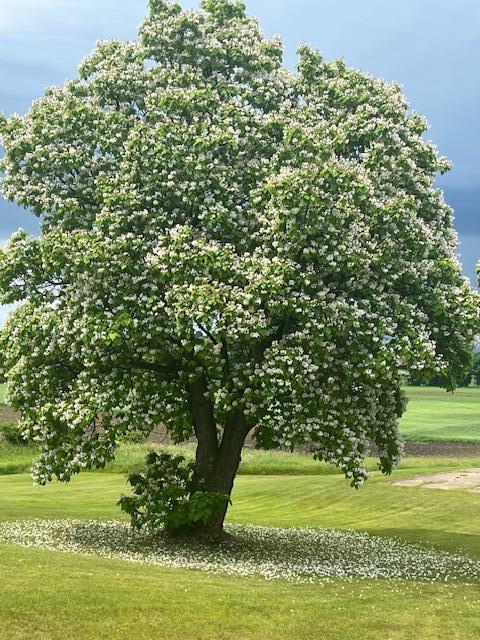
0,0,478,535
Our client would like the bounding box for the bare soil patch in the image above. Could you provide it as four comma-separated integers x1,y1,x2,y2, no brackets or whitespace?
393,469,480,493
407,389,479,398
404,441,480,457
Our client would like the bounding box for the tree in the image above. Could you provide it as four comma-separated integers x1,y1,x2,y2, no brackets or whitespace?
410,348,480,387
0,0,478,539
461,349,480,387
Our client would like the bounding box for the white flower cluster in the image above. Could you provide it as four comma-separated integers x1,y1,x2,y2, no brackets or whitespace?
0,0,478,486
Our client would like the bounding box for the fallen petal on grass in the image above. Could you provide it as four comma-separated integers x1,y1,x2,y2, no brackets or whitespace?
0,519,479,584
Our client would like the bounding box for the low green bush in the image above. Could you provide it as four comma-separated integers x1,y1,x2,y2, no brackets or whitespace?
0,423,27,446
119,451,229,535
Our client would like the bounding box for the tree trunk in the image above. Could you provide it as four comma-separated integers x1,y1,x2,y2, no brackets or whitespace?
197,408,249,538
188,375,218,486
188,377,250,540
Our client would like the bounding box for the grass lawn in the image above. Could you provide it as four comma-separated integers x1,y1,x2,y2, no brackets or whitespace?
1,384,480,637
0,465,479,639
1,543,478,640
2,464,480,556
3,542,479,640
400,386,480,443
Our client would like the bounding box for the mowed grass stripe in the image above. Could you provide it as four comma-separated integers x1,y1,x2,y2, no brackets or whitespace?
1,541,479,640
400,386,480,443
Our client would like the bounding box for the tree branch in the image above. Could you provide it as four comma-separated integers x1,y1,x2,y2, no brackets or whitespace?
128,358,183,378
196,322,218,344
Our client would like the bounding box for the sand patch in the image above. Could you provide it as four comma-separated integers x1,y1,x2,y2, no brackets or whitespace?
393,469,480,493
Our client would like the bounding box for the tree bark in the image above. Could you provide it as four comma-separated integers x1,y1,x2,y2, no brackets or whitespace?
188,375,218,486
198,408,249,538
188,377,250,539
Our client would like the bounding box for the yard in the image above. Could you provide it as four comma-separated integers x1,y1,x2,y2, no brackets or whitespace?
1,385,480,639
0,453,479,640
1,0,479,637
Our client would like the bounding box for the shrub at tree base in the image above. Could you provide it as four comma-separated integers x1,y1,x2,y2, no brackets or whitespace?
119,451,230,536
0,0,478,537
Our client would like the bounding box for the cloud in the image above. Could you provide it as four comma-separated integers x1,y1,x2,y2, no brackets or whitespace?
458,234,479,289
0,1,149,114
0,0,149,38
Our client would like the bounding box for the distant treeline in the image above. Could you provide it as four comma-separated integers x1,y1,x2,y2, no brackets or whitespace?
410,351,480,388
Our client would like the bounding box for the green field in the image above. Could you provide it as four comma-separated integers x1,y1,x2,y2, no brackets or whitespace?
2,460,480,553
400,386,480,443
0,465,479,640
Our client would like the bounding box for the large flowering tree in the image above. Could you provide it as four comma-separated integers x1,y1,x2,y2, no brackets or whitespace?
0,0,478,537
